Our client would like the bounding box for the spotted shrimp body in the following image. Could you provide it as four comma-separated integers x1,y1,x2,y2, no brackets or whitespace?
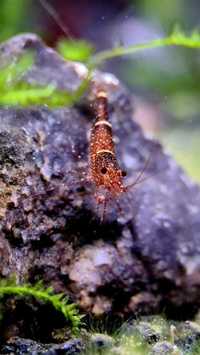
89,89,127,211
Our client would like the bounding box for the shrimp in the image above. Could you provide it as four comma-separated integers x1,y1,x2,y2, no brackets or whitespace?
88,88,128,220
88,86,151,221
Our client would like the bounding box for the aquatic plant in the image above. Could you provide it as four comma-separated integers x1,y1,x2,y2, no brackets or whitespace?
57,38,94,62
0,278,82,334
89,27,200,66
0,28,200,107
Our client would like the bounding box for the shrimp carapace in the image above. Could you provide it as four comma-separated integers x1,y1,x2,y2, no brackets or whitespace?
89,89,127,198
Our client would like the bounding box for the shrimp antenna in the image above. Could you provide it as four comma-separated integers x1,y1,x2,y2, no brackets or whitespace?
38,0,73,40
126,153,152,189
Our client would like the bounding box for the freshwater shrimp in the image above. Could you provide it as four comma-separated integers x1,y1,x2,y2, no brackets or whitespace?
89,88,126,218
89,87,149,221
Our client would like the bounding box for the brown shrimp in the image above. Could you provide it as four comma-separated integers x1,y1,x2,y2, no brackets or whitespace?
88,88,128,220
88,87,151,221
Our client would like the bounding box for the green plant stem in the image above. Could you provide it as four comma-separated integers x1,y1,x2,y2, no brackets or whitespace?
90,34,200,67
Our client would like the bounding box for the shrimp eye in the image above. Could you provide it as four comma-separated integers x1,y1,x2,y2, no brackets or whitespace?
122,170,127,177
101,167,107,175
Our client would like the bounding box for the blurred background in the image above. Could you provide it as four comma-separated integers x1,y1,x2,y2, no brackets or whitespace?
0,0,199,181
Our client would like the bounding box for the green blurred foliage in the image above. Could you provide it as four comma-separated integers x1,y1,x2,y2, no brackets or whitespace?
0,0,31,42
0,50,92,107
125,0,200,183
0,52,34,89
125,0,200,124
1,28,200,109
161,129,200,183
57,39,94,62
136,0,185,32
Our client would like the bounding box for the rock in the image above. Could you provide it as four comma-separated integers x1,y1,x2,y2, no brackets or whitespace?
134,321,161,344
174,320,200,353
45,339,84,355
120,317,165,345
89,333,114,350
0,337,83,354
0,337,50,354
151,341,182,355
0,33,200,336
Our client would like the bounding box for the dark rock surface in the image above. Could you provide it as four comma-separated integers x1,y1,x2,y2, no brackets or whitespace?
1,337,84,354
0,33,200,339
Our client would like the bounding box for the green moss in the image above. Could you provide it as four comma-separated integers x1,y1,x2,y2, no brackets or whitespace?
0,278,82,334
